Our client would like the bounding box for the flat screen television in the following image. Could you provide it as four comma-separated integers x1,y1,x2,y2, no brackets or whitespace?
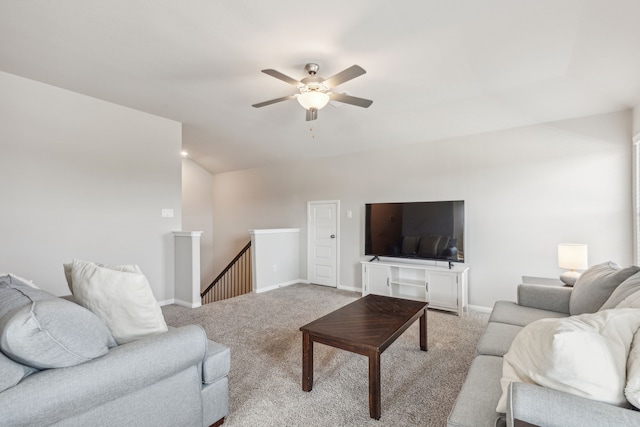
365,200,464,262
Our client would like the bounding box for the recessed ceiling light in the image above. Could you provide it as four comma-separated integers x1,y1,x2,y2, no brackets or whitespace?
180,151,188,157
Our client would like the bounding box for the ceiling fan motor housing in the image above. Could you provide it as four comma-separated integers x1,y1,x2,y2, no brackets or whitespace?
301,64,327,94
304,63,320,75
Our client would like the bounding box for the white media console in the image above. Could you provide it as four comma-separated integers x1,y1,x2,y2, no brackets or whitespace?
361,260,469,316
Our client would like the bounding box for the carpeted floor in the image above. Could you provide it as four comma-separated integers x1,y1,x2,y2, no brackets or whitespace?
162,283,488,426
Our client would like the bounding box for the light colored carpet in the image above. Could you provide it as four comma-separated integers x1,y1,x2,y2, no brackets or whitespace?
162,283,489,426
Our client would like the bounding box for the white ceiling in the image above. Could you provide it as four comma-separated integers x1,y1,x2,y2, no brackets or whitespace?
2,0,640,174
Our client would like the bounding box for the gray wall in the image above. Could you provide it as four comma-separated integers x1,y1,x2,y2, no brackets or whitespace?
181,158,215,290
0,71,182,301
207,110,633,310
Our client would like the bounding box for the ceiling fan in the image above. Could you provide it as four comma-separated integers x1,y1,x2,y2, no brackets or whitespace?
252,63,373,121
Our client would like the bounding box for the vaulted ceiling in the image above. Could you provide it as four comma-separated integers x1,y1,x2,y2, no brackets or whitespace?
2,0,640,174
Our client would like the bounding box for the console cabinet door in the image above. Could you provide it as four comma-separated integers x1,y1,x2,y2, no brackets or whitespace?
428,271,458,311
363,264,390,296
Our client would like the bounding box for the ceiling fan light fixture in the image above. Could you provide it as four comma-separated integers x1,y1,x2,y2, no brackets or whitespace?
253,63,372,121
297,91,330,110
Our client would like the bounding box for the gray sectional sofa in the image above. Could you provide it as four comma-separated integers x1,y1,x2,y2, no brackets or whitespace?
447,280,640,427
0,274,230,427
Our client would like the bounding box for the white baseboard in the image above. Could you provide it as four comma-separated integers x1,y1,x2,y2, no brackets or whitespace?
338,284,361,293
174,299,201,309
255,280,300,294
468,304,492,314
158,298,201,308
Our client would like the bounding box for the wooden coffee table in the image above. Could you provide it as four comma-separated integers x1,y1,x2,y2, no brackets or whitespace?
299,294,428,419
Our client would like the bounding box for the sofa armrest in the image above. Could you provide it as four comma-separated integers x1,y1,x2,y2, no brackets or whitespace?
0,325,208,426
517,284,571,314
203,339,231,384
506,382,640,427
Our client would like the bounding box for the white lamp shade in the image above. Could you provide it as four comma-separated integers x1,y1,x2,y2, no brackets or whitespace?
297,91,330,110
558,243,588,270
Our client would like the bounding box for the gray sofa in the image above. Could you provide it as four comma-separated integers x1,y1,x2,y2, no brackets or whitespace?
0,275,230,427
447,283,640,427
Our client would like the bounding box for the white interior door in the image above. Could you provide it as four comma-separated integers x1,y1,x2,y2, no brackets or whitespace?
307,201,339,287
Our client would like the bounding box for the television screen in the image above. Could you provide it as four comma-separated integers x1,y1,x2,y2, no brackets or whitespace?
365,200,464,262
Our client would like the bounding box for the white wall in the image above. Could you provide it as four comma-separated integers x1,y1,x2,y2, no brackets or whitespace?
211,110,633,309
250,229,300,293
0,71,182,301
181,158,215,290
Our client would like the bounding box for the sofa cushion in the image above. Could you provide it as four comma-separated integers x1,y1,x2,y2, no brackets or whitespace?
447,355,504,427
600,272,640,310
489,301,568,328
70,259,168,344
569,261,640,315
0,350,37,393
496,308,640,413
0,325,211,427
476,322,522,357
0,297,116,369
507,382,640,427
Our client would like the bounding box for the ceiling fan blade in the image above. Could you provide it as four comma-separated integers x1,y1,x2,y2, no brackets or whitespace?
330,93,373,108
252,95,296,108
261,69,301,87
306,109,318,121
323,65,366,88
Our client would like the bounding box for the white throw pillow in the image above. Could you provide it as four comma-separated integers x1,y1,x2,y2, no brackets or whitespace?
70,259,168,344
616,290,640,309
496,308,640,413
626,328,640,409
64,262,141,294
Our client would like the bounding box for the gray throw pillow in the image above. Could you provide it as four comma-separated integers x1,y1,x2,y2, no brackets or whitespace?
0,298,117,369
600,272,640,310
569,261,640,315
0,274,56,319
0,350,37,393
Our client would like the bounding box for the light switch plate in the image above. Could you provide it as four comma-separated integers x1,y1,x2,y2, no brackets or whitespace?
161,209,174,218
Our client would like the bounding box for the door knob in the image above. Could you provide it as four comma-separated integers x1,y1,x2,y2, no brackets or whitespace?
330,234,336,238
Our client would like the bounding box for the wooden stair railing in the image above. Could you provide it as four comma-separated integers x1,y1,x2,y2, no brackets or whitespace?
201,241,252,304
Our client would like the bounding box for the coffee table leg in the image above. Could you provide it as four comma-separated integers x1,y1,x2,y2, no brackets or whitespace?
369,352,381,419
420,308,428,351
302,331,313,392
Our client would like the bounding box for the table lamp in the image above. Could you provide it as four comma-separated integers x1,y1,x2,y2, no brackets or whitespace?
558,243,588,286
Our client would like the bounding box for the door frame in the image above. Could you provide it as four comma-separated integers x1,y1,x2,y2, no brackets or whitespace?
307,200,340,288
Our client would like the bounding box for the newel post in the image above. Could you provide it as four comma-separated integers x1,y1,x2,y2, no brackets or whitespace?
172,231,203,308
